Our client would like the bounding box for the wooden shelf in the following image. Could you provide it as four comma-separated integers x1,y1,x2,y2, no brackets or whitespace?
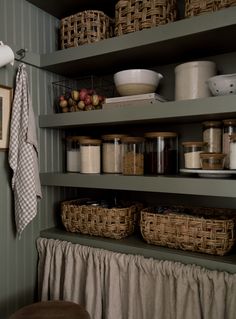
37,7,236,76
40,173,236,198
40,227,236,274
39,95,236,128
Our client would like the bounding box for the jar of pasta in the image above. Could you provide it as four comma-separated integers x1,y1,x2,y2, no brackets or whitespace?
202,121,222,153
144,132,178,174
102,134,128,173
121,136,145,175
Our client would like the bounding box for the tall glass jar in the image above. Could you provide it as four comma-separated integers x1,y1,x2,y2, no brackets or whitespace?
229,134,236,169
202,121,222,153
222,119,236,168
65,135,90,172
102,134,127,174
121,136,145,175
144,132,178,175
80,138,102,174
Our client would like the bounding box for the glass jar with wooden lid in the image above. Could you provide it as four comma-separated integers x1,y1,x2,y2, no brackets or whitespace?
182,141,207,169
200,153,226,170
144,132,178,175
80,138,102,174
223,119,236,168
202,120,222,153
66,135,90,172
121,136,145,175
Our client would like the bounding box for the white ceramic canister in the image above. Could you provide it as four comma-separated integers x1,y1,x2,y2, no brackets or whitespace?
174,61,217,100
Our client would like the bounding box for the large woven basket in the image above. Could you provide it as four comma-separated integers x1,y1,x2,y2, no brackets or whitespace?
115,0,177,36
140,206,236,255
61,199,143,239
185,0,236,17
60,10,113,49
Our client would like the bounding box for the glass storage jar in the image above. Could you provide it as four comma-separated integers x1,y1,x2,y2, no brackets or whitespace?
222,119,236,168
144,132,178,175
80,138,102,174
200,152,226,170
65,135,90,172
229,134,236,169
182,141,207,169
102,134,128,174
202,121,222,153
121,136,145,175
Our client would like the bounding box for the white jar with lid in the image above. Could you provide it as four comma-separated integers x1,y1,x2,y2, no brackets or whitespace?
175,61,216,100
80,138,102,174
182,141,207,169
102,134,128,173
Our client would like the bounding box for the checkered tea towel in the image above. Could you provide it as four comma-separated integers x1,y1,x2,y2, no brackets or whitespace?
8,63,42,237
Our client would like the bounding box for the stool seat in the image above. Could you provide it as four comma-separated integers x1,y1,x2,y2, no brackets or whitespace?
9,300,91,319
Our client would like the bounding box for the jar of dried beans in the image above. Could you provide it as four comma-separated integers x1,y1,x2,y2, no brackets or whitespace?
144,132,178,175
121,136,145,175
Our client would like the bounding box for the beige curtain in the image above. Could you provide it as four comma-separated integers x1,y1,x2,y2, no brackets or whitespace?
37,237,236,319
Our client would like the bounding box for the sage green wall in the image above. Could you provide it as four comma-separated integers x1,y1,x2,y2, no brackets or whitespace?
0,0,63,317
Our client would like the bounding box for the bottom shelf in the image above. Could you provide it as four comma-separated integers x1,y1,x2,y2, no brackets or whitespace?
40,227,236,274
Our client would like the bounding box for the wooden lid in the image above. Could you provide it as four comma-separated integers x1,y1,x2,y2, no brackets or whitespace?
182,141,207,147
121,136,145,143
144,131,177,138
79,138,101,145
101,134,128,140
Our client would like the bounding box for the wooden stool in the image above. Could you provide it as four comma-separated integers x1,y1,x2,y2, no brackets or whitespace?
9,300,91,319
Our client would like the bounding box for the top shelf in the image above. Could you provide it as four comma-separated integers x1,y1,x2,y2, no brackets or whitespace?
38,7,236,77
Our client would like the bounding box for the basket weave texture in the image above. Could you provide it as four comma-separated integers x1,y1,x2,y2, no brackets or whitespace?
140,206,236,255
115,0,177,36
185,0,236,17
61,199,142,239
60,10,113,49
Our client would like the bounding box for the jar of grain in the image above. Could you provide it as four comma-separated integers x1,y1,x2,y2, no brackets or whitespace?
80,138,102,174
102,134,128,173
222,119,236,168
200,153,226,170
229,134,236,169
182,141,207,169
121,136,144,175
202,121,222,153
144,132,178,175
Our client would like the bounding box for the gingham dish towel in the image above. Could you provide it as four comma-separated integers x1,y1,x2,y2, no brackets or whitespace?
8,63,42,237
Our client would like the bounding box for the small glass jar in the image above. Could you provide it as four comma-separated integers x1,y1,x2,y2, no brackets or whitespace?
229,134,236,169
80,138,102,174
223,119,236,168
202,121,222,153
182,141,207,169
121,136,145,175
200,152,226,170
102,134,128,174
144,132,178,175
65,136,90,172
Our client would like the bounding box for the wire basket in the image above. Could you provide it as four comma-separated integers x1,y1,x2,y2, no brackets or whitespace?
140,205,236,255
60,10,114,49
61,198,143,239
185,0,236,17
115,0,178,36
52,75,115,113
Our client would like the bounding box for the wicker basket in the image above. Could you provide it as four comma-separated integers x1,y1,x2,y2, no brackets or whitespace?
115,0,178,36
140,206,236,255
185,0,236,17
60,10,113,49
61,199,143,239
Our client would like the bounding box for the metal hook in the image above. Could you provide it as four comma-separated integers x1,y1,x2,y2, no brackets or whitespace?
16,48,28,61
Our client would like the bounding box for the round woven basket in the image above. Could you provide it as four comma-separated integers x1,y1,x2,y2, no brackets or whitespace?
115,0,177,36
185,0,236,17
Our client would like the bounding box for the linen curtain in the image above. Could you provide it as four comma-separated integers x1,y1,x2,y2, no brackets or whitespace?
37,237,236,319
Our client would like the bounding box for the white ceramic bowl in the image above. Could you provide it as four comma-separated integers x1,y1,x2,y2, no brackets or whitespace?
114,69,163,96
207,73,236,96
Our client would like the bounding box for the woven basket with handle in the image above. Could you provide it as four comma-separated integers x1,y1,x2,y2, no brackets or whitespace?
140,205,236,255
60,10,113,49
61,199,143,239
115,0,177,36
185,0,236,17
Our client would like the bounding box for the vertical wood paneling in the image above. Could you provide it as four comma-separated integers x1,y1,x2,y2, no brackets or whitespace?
0,0,61,317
